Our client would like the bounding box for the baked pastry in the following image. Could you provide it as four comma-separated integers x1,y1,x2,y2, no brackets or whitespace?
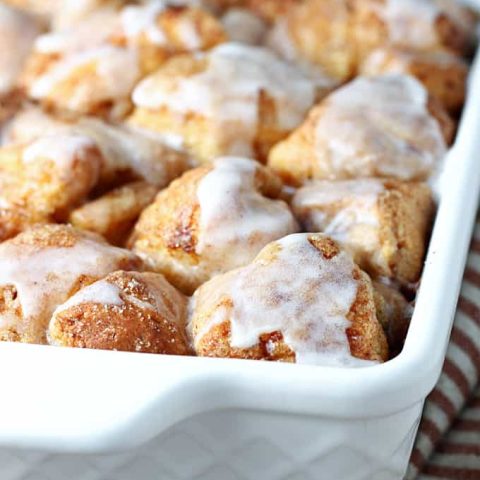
266,0,356,81
265,0,474,82
70,181,158,245
0,224,142,344
0,4,41,123
127,42,320,163
0,133,103,240
129,156,299,294
373,281,412,356
21,1,226,120
2,106,190,190
291,179,435,284
189,233,388,365
360,48,468,114
268,75,453,186
48,270,190,355
0,108,189,241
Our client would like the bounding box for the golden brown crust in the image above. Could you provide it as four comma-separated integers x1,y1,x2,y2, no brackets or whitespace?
377,180,435,283
280,0,357,81
129,166,206,294
0,136,103,241
191,234,388,363
69,181,158,246
49,271,191,355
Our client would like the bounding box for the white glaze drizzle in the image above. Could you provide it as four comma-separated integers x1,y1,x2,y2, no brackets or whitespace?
196,157,298,271
23,134,97,172
29,46,141,109
54,279,123,312
193,233,375,367
314,74,446,180
51,271,185,330
132,43,316,157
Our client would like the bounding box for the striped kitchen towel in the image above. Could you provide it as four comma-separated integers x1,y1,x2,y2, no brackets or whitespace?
407,219,480,479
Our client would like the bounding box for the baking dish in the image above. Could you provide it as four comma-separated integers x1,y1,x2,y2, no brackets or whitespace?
1,5,480,480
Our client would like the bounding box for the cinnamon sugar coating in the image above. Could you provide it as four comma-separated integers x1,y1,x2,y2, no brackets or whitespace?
49,270,190,355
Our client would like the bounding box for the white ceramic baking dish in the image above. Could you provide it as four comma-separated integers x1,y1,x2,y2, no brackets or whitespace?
1,5,480,480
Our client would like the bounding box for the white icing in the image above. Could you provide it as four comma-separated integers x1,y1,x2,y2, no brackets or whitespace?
193,233,375,367
23,134,97,171
221,8,267,46
54,279,123,312
196,157,298,270
0,229,138,340
132,43,316,157
29,46,141,110
376,0,441,50
0,4,40,94
314,75,446,180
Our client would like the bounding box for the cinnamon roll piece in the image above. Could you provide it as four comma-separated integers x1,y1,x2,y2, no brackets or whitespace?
268,75,453,186
0,133,103,240
2,106,190,190
130,157,299,294
70,181,158,246
21,1,226,120
291,179,435,284
266,0,474,83
49,270,190,355
189,233,388,365
128,43,321,163
0,224,141,344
